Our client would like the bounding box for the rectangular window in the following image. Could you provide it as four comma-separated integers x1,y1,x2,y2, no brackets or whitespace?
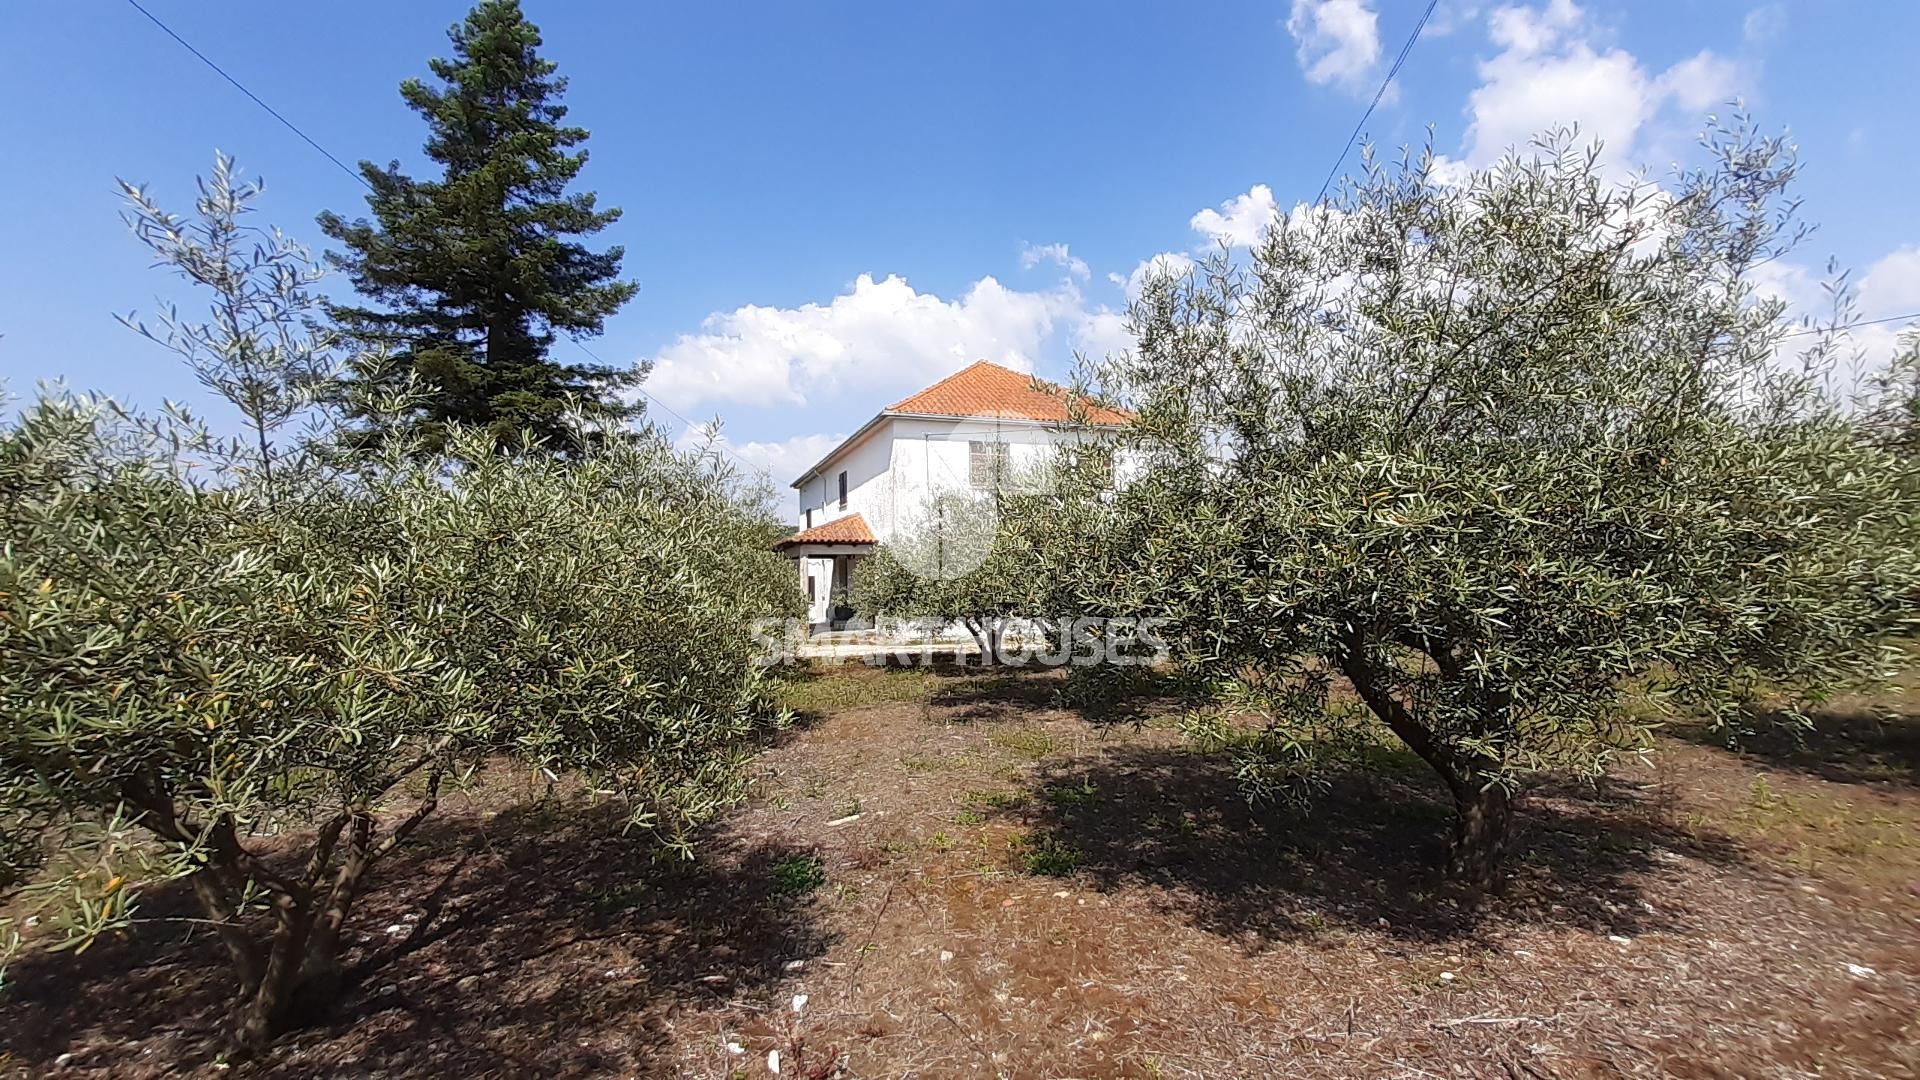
807,575,816,602
968,440,1008,489
837,470,848,510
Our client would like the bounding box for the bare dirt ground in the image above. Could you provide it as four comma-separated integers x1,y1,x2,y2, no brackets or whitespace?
3,662,1918,1078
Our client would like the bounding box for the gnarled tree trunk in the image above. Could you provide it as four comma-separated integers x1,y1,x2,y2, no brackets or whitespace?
961,614,1003,666
1446,781,1513,890
135,767,444,1058
1335,640,1515,891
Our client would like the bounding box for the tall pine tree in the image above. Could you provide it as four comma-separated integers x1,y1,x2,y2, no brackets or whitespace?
319,0,640,452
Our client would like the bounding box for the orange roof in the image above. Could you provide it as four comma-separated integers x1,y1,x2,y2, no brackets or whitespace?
885,361,1131,425
775,512,876,550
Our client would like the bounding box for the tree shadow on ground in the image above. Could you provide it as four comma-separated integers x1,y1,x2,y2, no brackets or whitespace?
928,664,1195,725
1669,704,1920,788
0,802,834,1077
930,672,1064,719
1003,742,1742,947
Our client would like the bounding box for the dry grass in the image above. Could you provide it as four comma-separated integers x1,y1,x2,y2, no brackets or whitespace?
3,660,1918,1077
773,660,1041,720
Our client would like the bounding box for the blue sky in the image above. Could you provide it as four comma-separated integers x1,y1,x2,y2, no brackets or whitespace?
4,1,1917,515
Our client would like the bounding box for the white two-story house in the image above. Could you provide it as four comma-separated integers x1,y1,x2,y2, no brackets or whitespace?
775,360,1130,630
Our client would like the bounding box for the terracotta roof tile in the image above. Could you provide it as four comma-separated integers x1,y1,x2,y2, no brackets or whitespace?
775,512,876,549
885,360,1131,425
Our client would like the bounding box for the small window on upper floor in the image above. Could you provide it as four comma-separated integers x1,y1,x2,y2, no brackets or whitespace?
837,470,848,510
969,441,1009,490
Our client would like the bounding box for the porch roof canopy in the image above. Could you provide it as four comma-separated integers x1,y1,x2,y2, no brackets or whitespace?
775,512,877,558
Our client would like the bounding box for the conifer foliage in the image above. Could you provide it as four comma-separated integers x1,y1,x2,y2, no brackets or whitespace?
318,0,640,452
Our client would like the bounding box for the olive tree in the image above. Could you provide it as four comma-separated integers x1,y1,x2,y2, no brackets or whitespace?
1082,118,1920,886
853,490,1022,658
1865,330,1920,459
0,396,803,1052
2,158,801,1051
853,464,1109,662
117,152,337,491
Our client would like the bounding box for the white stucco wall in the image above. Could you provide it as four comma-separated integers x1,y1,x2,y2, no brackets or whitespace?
796,422,896,537
796,415,1113,545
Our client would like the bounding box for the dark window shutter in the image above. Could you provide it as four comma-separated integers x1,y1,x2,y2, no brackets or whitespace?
969,441,1008,489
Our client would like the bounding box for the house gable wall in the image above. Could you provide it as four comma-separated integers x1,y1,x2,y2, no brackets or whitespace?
797,415,1108,546
797,419,897,539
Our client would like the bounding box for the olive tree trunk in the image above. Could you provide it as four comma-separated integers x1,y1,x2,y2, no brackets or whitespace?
961,615,1004,666
1335,644,1514,891
128,768,443,1058
1445,782,1513,887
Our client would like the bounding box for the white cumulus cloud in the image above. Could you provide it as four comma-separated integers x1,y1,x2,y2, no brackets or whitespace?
1447,0,1748,172
1485,0,1579,54
1191,184,1281,248
1747,256,1823,312
1746,251,1917,385
1860,247,1920,317
1657,51,1743,113
678,424,848,507
1119,251,1197,301
1424,1,1488,39
1071,308,1134,362
1020,242,1091,279
1287,0,1383,95
1843,247,1920,377
1743,3,1786,46
643,273,1072,411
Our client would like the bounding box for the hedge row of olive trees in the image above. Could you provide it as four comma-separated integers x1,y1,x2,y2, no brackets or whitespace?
0,161,801,1055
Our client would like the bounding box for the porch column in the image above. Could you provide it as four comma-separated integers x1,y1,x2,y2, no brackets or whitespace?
794,556,811,637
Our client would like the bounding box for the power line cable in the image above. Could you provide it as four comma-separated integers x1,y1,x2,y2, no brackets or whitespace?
1315,0,1440,205
1781,311,1919,339
1297,2,1918,341
116,0,1920,479
125,0,370,191
120,0,775,481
